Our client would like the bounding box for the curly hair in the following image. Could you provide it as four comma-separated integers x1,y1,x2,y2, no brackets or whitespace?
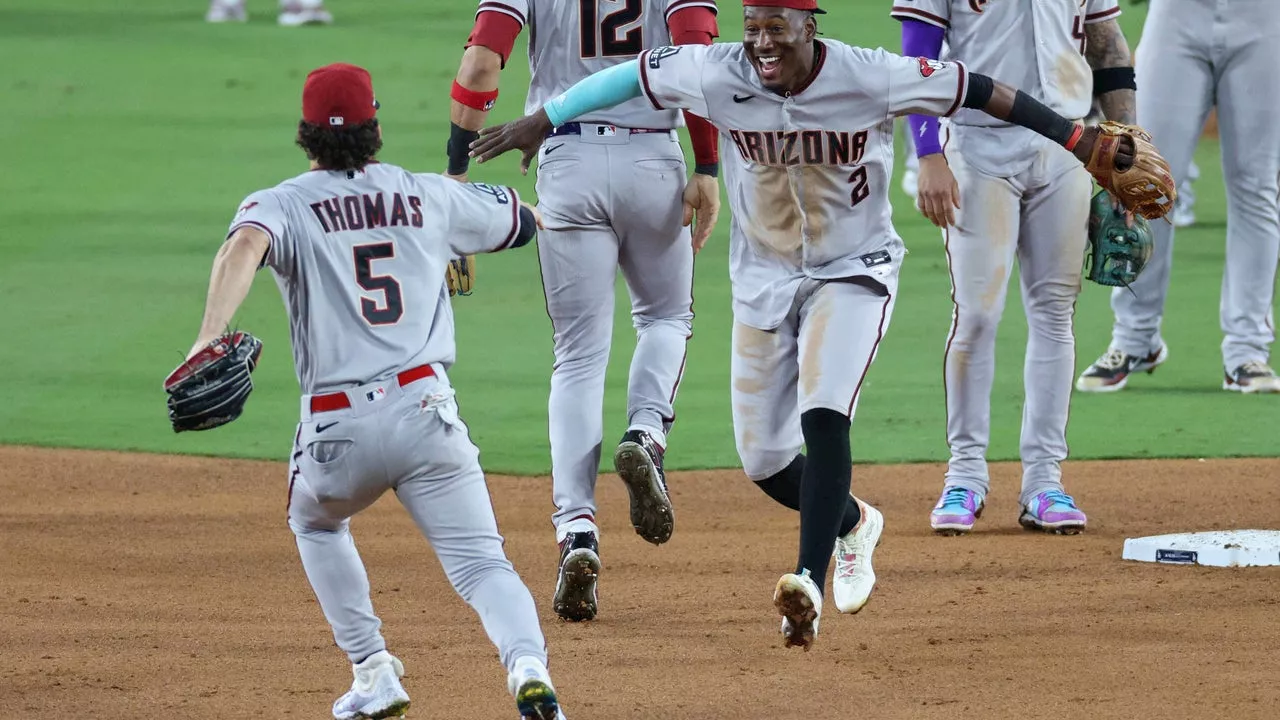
296,119,382,171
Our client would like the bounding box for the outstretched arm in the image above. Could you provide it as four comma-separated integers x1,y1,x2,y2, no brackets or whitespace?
470,60,646,172
668,5,723,252
960,73,1131,167
188,226,270,359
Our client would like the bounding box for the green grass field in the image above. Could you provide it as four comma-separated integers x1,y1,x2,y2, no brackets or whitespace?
0,1,1273,474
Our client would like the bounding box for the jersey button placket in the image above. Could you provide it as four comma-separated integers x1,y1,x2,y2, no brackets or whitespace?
781,99,808,263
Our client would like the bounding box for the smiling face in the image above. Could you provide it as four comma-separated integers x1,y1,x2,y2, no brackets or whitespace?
742,7,817,94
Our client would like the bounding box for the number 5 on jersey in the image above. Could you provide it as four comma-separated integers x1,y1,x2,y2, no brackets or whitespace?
354,242,404,325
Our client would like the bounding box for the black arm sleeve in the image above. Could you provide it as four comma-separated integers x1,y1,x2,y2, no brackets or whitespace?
447,123,479,175
510,205,537,248
961,72,994,109
963,73,1077,147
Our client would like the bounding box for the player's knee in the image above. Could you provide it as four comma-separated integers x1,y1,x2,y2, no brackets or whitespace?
631,311,693,335
799,408,851,459
951,306,1004,344
288,515,348,536
754,455,803,511
551,336,612,370
737,442,801,483
445,556,518,601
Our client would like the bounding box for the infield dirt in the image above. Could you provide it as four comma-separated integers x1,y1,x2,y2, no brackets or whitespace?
2,446,1277,719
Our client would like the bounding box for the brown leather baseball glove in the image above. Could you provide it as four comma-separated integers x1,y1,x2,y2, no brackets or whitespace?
446,255,474,297
1079,121,1177,221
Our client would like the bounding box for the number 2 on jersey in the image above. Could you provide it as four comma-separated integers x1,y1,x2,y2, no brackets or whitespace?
848,167,870,207
579,0,643,58
353,243,404,326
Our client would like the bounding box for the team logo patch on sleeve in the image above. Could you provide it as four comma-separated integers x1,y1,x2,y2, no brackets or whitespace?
466,182,511,205
917,57,948,78
647,46,681,69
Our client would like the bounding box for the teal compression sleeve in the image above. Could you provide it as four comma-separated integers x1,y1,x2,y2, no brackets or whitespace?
544,60,644,127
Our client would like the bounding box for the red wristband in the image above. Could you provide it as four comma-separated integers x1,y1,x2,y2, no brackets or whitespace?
451,80,499,112
1064,123,1084,152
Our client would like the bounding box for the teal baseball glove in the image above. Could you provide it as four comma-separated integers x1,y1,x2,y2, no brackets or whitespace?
1085,189,1153,287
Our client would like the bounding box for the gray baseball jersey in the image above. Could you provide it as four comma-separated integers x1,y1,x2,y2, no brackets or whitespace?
233,162,552,683
227,163,523,394
889,0,1120,505
635,40,969,329
890,0,1119,128
480,0,718,128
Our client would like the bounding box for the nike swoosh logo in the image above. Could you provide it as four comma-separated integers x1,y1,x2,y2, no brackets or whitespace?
316,422,338,433
543,143,564,155
733,94,754,103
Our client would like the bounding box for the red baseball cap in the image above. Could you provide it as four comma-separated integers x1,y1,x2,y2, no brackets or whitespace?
744,0,826,13
301,63,380,128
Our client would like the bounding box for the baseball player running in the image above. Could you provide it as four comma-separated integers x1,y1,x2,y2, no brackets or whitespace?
469,0,1173,649
445,0,723,622
1077,0,1280,394
892,0,1138,535
173,64,567,720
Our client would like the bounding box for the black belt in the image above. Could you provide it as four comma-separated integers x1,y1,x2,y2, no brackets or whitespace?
547,122,674,138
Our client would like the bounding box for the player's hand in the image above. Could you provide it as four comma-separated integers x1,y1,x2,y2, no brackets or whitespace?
683,172,721,254
915,153,961,228
521,200,545,230
443,171,469,183
1072,125,1135,170
471,109,555,175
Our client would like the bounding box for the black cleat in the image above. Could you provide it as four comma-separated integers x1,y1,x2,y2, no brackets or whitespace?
553,531,600,622
613,430,675,545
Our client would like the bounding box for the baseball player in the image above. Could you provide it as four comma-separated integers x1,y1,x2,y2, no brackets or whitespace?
444,0,722,622
1077,0,1280,394
205,0,333,25
469,0,1172,649
891,0,1138,535
177,63,567,720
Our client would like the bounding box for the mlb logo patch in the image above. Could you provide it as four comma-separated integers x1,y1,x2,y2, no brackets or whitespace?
596,125,617,137
365,387,386,403
859,250,892,267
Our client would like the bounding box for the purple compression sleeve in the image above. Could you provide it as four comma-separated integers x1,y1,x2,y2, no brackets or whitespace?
902,19,947,157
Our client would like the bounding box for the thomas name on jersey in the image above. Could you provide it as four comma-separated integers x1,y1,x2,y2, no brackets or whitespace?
727,129,871,167
309,192,425,234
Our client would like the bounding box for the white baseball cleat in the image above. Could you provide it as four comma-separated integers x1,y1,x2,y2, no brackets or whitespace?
832,497,883,614
332,650,410,720
205,0,246,22
507,656,563,720
1223,361,1280,394
773,569,823,651
279,0,333,26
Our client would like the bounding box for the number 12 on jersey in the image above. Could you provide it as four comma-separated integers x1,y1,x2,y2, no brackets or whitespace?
579,0,643,59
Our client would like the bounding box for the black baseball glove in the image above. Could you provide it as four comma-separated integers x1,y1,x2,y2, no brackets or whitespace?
163,331,263,433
